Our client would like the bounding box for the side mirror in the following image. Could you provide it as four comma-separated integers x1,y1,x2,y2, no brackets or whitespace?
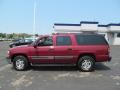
33,43,37,48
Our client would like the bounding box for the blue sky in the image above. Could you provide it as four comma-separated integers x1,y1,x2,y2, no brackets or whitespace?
0,0,120,34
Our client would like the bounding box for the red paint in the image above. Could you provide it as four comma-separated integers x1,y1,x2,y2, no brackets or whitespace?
8,34,111,64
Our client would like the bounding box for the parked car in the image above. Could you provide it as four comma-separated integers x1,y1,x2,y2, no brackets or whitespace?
9,38,35,48
12,38,21,42
7,33,111,71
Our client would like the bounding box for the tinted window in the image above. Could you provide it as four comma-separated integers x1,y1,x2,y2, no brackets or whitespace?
56,36,72,46
75,34,108,45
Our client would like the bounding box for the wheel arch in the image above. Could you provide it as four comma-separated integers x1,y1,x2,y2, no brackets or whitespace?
77,53,96,64
11,53,29,62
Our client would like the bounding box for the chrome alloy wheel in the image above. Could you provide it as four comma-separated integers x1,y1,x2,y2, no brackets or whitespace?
81,59,93,71
15,59,25,70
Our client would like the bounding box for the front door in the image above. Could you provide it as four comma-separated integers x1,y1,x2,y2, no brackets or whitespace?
34,46,54,64
30,36,54,64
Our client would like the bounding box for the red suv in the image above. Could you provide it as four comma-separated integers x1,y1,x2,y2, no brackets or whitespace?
7,33,111,72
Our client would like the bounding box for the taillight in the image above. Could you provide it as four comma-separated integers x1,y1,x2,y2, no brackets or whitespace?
108,46,110,55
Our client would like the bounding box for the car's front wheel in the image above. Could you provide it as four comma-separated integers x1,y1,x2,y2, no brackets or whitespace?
77,55,95,72
13,55,29,71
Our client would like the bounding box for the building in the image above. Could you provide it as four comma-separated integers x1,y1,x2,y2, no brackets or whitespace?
53,21,120,45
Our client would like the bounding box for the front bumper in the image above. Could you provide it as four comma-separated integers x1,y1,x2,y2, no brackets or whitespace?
6,57,12,64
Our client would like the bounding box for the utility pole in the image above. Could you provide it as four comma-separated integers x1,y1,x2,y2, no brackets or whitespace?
33,0,36,36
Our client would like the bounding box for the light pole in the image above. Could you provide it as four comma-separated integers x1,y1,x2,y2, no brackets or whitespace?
33,0,36,36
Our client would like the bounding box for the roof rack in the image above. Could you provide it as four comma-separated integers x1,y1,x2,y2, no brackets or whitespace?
52,32,83,35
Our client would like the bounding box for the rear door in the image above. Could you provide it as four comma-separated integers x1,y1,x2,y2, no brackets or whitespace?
54,35,74,64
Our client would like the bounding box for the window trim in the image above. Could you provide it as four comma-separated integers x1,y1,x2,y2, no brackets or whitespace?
75,34,108,45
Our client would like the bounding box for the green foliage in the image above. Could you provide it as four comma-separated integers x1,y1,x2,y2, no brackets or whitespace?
0,33,33,40
0,33,6,38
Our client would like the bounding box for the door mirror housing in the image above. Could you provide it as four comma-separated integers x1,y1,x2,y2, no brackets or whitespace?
33,42,37,48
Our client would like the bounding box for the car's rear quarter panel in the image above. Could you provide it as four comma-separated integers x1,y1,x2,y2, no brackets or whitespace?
71,34,110,63
72,45,109,63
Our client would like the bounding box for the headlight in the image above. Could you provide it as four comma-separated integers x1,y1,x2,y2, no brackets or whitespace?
7,51,10,54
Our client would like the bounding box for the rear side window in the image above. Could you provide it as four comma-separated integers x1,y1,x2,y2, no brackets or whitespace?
75,34,108,45
56,36,72,46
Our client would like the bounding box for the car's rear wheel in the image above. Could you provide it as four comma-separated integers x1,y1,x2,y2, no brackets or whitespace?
13,55,29,71
77,55,95,72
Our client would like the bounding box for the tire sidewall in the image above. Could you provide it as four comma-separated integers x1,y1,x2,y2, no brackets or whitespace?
13,55,28,71
78,56,95,72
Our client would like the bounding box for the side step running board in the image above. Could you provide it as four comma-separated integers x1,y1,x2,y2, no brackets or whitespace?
31,63,76,67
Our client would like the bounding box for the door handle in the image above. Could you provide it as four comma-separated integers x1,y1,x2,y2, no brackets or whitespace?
49,46,54,51
67,48,72,50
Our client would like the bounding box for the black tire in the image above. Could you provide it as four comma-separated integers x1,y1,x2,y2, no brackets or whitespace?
10,45,16,48
13,55,29,71
9,45,13,48
77,55,95,72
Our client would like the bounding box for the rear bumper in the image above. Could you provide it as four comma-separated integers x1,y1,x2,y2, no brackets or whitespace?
96,55,112,62
6,57,12,64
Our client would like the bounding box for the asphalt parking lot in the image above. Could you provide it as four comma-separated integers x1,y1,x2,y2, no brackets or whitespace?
0,41,120,90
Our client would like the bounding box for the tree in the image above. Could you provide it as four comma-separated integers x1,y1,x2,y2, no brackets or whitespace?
0,33,6,38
